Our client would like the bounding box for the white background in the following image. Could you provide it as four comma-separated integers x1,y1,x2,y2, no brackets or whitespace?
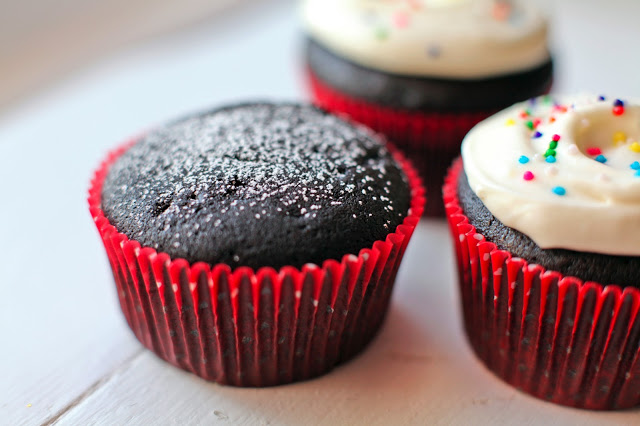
1,0,639,424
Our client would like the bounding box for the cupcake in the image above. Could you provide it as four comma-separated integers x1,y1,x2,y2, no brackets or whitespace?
444,94,640,409
302,0,553,216
89,103,424,386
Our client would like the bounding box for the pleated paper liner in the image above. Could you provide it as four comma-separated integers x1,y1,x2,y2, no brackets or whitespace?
307,70,495,217
443,158,640,410
89,141,425,387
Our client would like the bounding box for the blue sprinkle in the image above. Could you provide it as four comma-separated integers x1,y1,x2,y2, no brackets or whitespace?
636,170,640,177
518,155,530,164
598,95,606,101
533,131,543,139
614,99,625,107
595,155,608,164
552,186,566,196
631,161,640,170
545,156,556,163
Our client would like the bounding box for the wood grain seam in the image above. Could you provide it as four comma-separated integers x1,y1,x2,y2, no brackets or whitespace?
41,348,145,426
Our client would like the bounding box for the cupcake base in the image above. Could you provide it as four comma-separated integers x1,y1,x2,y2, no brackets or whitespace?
444,158,640,410
89,142,425,387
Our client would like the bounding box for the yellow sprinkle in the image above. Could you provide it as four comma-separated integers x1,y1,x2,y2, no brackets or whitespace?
613,131,627,145
629,142,640,153
505,118,516,126
26,404,32,408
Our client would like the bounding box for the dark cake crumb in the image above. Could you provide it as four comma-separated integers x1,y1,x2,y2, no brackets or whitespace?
102,103,411,269
306,37,554,111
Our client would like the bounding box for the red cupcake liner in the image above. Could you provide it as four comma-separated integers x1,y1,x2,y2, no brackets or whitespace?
443,158,640,410
307,70,496,217
89,141,425,387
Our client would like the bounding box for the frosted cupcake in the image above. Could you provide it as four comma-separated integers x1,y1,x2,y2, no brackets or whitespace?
303,0,553,216
444,95,640,409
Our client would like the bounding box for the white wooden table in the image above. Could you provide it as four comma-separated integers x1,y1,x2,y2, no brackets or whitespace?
1,1,639,424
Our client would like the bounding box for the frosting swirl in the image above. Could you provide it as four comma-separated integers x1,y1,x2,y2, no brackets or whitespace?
301,0,550,79
462,95,640,256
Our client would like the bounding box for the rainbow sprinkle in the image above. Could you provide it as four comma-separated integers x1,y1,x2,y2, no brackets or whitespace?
543,134,560,161
595,155,608,164
375,27,389,41
552,186,566,196
393,12,409,28
518,155,530,164
613,131,627,145
523,171,534,181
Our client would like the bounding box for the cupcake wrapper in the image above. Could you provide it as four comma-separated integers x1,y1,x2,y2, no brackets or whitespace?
443,158,640,410
89,142,425,387
307,70,495,217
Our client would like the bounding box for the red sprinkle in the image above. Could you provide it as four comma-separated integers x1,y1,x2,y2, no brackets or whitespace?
613,105,625,116
552,134,561,142
523,171,535,181
519,110,529,118
532,118,542,128
586,147,602,156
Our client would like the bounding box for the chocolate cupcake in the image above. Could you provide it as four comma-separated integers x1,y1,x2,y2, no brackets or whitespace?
90,103,424,386
302,0,553,216
444,95,640,409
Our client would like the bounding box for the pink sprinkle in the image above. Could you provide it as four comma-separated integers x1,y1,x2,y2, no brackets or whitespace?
552,134,561,142
586,147,601,156
393,12,409,28
523,171,535,181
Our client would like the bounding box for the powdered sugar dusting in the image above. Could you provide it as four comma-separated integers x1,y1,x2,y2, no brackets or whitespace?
101,103,410,269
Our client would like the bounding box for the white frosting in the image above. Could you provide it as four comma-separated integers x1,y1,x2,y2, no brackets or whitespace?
462,95,640,256
302,0,550,79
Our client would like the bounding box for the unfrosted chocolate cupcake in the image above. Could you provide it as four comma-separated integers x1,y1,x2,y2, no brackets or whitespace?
91,102,425,386
444,95,640,409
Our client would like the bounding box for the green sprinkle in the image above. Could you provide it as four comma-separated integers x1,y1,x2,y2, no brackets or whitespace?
544,149,556,157
375,28,389,40
549,141,558,149
526,121,534,130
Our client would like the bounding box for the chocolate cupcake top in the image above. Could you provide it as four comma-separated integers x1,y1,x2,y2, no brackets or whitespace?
302,0,550,79
461,95,640,257
101,103,411,270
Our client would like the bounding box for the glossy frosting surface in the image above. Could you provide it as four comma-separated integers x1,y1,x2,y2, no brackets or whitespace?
302,0,550,79
462,95,640,256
